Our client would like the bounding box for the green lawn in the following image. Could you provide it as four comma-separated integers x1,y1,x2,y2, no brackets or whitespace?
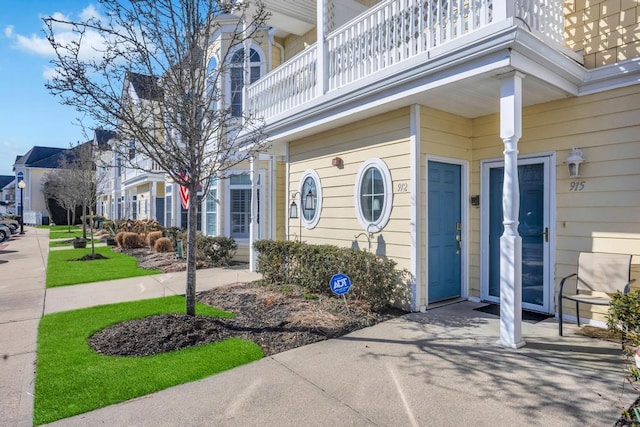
34,296,263,425
46,246,161,287
49,237,97,247
47,225,82,232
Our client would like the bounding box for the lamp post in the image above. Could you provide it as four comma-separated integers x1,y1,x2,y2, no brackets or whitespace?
18,180,25,234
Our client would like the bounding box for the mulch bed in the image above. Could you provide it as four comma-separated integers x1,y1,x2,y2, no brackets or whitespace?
89,283,404,357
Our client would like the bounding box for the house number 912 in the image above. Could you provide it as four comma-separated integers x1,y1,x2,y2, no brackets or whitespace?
396,182,408,193
569,181,586,192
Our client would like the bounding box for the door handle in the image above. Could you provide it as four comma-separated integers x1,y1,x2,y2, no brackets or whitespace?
455,234,461,254
543,227,549,242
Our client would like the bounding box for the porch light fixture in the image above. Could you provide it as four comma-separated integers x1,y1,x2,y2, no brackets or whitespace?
289,190,315,242
565,148,584,178
331,157,343,168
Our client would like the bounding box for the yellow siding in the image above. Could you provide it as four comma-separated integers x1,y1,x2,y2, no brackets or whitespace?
275,159,287,240
283,28,317,61
471,84,640,321
289,108,412,270
565,0,640,68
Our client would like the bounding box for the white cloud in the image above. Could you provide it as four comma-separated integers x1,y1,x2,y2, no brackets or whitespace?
79,5,104,22
14,33,55,56
42,66,59,81
9,5,111,61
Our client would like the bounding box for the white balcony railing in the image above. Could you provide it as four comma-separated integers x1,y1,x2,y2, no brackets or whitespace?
122,157,164,183
247,46,317,120
246,0,564,121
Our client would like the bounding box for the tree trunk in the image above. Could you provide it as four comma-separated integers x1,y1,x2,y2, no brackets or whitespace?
67,209,71,232
89,207,95,256
82,202,88,239
185,181,198,316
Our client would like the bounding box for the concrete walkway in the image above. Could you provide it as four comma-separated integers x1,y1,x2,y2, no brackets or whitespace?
1,228,638,426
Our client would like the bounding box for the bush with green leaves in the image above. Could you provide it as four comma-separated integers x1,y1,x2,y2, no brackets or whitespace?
162,226,185,248
253,240,410,310
196,235,237,266
607,290,640,387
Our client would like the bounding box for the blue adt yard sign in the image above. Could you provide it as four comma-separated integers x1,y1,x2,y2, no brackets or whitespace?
330,273,351,296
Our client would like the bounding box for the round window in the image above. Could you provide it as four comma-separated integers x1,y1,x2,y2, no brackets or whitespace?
354,158,393,232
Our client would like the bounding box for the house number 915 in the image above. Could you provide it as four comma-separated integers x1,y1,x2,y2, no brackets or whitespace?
569,181,585,191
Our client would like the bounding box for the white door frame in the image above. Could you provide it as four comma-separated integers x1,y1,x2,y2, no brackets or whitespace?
425,155,470,307
480,152,556,313
224,169,265,243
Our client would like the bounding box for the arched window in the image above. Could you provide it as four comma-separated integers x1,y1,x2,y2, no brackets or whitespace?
229,47,262,117
354,158,393,232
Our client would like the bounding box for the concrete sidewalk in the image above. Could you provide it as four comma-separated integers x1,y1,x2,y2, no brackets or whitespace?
2,228,637,426
0,228,48,427
44,265,261,314
48,302,634,427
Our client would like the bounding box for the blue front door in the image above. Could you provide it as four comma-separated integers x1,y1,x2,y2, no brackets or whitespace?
484,157,551,313
428,161,462,303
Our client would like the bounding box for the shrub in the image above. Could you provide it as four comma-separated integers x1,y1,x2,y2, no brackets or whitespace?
121,232,144,249
253,240,410,310
162,227,184,248
146,231,163,249
114,232,126,248
117,219,161,234
153,237,174,253
196,236,237,266
608,290,640,387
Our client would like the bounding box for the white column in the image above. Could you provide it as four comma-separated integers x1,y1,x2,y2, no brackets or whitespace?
150,182,157,220
316,0,328,95
249,156,258,272
410,105,422,311
498,72,525,349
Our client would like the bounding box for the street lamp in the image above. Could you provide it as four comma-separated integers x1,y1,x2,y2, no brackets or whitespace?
18,180,25,234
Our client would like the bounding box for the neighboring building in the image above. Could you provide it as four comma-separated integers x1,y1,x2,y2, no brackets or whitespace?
13,146,69,225
0,175,15,214
230,0,640,345
101,15,285,261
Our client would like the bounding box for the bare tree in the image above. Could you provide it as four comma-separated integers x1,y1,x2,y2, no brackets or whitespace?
43,169,77,232
44,0,269,315
43,142,105,254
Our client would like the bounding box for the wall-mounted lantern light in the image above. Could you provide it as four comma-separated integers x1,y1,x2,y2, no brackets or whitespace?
331,157,343,168
565,148,584,178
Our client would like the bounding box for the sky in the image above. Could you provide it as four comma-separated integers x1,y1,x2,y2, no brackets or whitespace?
0,1,102,177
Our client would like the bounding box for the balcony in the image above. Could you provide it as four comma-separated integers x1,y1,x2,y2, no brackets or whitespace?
247,0,565,122
122,157,165,186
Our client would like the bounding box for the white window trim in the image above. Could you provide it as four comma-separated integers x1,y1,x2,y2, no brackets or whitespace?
225,44,265,116
354,158,393,233
203,180,220,237
298,169,322,229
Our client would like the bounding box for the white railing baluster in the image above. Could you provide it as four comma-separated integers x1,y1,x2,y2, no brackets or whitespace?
246,0,565,122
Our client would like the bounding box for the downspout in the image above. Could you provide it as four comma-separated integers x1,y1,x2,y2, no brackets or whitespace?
249,156,258,272
268,28,285,68
285,143,290,240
